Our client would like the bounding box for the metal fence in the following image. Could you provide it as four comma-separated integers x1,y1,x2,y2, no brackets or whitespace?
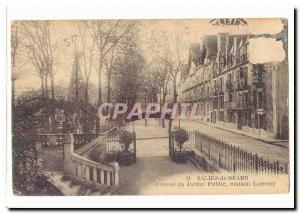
173,130,288,174
105,131,136,152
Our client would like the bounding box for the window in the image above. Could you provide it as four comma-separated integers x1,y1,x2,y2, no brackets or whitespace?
229,93,233,102
219,111,224,121
220,77,224,92
257,90,263,109
242,112,251,126
228,111,235,123
255,114,266,130
219,95,224,109
213,97,218,109
252,90,257,108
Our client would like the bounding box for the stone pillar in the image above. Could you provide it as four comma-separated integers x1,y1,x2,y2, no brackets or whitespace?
63,133,74,175
106,172,111,186
100,170,105,184
35,142,43,175
93,168,97,182
85,166,90,181
111,161,120,186
77,163,82,178
72,163,76,176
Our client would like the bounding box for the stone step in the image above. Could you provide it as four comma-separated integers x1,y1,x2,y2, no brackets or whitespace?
90,190,102,196
45,171,114,196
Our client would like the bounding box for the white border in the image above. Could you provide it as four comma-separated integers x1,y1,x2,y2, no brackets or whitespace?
4,0,295,208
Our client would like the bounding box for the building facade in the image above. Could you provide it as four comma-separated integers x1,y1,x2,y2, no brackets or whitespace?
179,32,288,139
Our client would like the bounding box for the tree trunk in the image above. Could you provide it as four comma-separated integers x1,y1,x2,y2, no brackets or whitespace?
85,83,89,104
96,53,103,134
162,93,167,128
159,87,162,125
12,80,15,109
168,79,177,134
106,71,112,103
98,55,103,105
40,75,45,97
45,74,49,98
50,74,55,100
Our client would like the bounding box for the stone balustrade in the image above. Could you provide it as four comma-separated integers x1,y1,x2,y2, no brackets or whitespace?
63,132,120,189
38,133,99,148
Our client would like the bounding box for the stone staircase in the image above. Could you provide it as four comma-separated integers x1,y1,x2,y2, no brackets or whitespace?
45,171,113,196
41,130,120,196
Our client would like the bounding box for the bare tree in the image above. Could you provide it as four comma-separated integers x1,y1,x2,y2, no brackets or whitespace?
104,45,118,103
150,31,185,130
84,20,136,133
11,22,19,108
152,62,170,127
21,21,58,99
85,20,136,105
75,22,96,103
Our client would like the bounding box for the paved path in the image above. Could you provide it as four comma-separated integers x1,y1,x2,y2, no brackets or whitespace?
116,119,202,195
175,119,289,165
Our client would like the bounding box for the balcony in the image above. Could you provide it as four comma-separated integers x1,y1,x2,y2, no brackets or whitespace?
253,79,264,89
237,97,250,108
225,101,237,109
226,82,234,92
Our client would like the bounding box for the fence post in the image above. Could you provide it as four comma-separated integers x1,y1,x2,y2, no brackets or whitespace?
195,131,198,150
111,161,120,186
192,130,196,149
266,160,270,174
237,147,240,172
208,137,211,160
254,153,258,174
63,133,74,176
200,135,203,154
261,156,265,174
233,146,236,173
245,151,248,173
133,131,136,163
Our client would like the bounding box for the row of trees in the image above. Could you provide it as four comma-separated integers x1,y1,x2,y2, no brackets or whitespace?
12,20,187,131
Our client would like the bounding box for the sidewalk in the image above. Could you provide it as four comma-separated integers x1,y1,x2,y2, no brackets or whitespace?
173,119,289,166
203,122,289,148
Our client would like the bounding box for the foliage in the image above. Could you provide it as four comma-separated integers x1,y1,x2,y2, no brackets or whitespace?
104,151,135,165
89,146,106,163
12,97,97,194
112,25,146,106
173,128,189,151
35,174,49,189
119,130,134,152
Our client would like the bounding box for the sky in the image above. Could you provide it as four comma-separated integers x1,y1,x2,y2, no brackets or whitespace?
12,18,285,96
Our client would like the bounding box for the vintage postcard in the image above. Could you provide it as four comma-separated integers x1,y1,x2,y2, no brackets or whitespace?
8,16,293,205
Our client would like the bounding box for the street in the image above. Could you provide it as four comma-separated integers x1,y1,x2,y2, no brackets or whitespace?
116,118,289,195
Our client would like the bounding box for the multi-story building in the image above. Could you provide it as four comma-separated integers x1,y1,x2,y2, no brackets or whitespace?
179,32,288,139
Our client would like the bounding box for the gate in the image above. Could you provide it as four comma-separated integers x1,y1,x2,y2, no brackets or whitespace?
169,132,175,161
